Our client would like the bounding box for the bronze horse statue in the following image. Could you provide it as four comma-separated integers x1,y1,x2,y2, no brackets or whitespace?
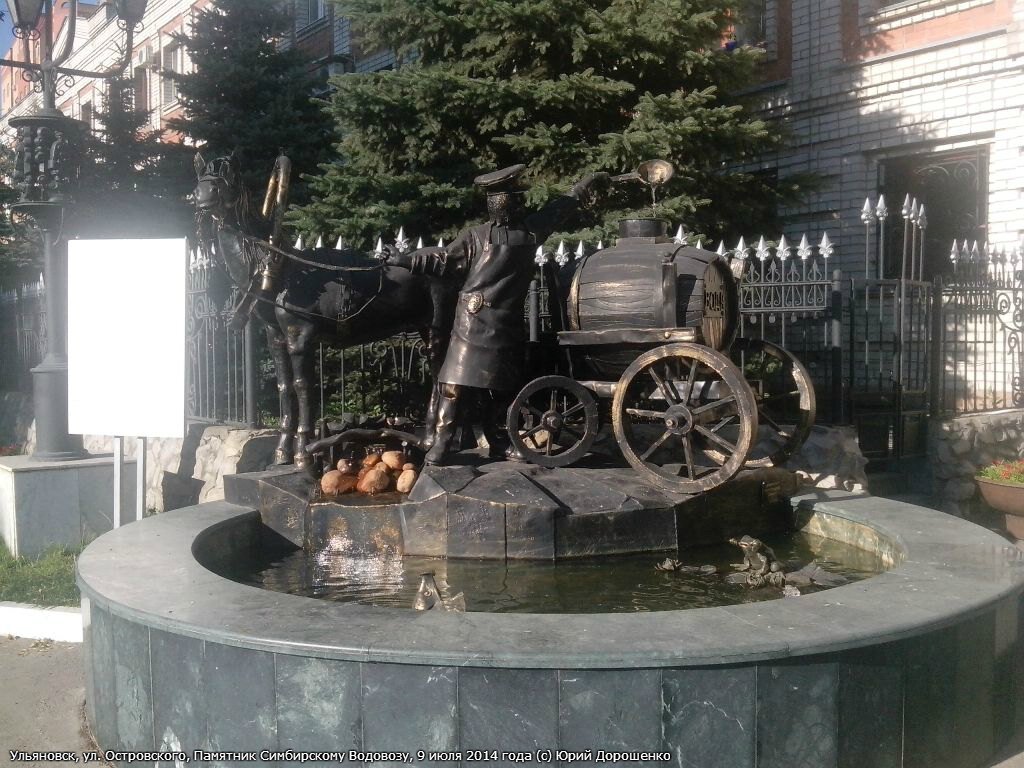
192,153,453,466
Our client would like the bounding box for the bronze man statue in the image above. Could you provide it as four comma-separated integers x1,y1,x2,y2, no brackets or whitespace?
388,164,609,465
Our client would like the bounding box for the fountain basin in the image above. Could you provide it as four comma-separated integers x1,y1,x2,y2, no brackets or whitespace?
78,490,1024,768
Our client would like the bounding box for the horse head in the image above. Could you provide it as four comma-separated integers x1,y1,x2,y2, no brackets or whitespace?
193,152,244,217
192,152,260,288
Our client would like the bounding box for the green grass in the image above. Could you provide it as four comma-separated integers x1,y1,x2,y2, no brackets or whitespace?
0,539,81,607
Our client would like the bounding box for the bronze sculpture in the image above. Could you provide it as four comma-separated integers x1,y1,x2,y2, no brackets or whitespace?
193,154,456,466
387,164,610,465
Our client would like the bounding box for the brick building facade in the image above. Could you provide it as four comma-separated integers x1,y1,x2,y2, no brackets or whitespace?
742,0,1024,278
0,0,205,135
0,0,394,143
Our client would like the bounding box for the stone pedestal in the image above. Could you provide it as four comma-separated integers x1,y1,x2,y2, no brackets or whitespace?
0,454,136,557
225,457,798,561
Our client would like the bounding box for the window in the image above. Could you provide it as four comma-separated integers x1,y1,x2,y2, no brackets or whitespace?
307,0,326,22
161,43,182,105
133,65,148,113
81,100,94,129
734,0,768,46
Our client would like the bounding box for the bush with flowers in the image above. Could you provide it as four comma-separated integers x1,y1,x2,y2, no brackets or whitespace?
977,459,1024,486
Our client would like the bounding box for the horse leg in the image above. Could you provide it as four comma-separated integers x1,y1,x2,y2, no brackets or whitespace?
267,325,296,465
287,323,318,468
420,327,444,451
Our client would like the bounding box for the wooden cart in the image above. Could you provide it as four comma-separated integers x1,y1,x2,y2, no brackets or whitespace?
507,232,815,494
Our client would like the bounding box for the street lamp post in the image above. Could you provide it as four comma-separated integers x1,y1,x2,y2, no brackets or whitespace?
1,0,146,460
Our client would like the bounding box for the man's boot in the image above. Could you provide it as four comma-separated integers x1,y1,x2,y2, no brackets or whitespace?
425,385,460,466
421,382,441,452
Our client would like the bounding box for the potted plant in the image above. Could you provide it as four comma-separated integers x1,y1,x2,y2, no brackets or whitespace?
977,459,1024,537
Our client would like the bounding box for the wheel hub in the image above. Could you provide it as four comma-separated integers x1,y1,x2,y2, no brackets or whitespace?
663,404,693,435
542,410,564,431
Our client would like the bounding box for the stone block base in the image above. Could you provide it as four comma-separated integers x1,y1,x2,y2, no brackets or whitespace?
0,455,136,557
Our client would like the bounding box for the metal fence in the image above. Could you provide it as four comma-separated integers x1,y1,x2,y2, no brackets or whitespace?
186,249,255,426
7,207,1011,449
933,246,1024,416
0,278,45,392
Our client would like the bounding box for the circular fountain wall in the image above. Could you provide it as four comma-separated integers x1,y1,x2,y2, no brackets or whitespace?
78,473,1024,768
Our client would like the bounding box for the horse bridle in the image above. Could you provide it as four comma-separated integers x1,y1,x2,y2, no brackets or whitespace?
194,159,389,325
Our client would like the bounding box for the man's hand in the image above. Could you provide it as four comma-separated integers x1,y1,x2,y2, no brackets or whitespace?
572,171,612,207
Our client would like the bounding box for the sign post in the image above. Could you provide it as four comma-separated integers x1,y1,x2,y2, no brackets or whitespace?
67,238,188,525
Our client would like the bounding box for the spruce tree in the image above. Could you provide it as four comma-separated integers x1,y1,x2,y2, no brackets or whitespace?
73,78,193,238
168,0,332,198
292,0,800,247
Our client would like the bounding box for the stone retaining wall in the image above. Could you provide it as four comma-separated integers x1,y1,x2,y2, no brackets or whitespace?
785,425,869,493
929,408,1024,516
0,390,278,513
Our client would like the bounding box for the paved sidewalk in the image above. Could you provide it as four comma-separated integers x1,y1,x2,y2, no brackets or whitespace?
0,636,91,767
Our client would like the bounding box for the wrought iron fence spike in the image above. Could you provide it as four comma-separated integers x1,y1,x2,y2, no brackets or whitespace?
534,245,546,266
673,224,686,244
716,241,727,257
971,241,980,261
695,239,703,251
576,240,585,257
554,240,569,266
437,237,445,248
334,236,345,250
876,194,888,220
315,235,324,249
374,236,384,256
596,240,605,251
756,235,770,261
917,205,927,230
819,232,834,259
294,234,304,251
861,197,874,224
778,234,790,258
735,235,747,255
416,237,424,249
798,233,812,260
901,194,913,219
950,240,959,262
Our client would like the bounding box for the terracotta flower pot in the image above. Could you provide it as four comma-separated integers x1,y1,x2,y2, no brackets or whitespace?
977,477,1024,538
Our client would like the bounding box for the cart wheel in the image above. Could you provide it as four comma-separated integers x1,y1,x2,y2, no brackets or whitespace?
612,343,757,493
716,338,816,467
507,375,600,468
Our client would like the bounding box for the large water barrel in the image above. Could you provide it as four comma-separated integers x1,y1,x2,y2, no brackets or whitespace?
568,234,739,352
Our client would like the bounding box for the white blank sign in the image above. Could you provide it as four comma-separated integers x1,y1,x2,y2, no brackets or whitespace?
68,238,187,438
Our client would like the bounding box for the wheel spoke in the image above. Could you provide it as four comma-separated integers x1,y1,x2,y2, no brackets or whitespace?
640,430,674,462
527,404,545,420
562,402,585,418
550,390,557,413
758,410,792,437
522,423,547,438
682,435,696,480
647,367,677,404
677,358,699,405
692,394,737,415
626,407,668,420
694,424,736,454
710,414,734,433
